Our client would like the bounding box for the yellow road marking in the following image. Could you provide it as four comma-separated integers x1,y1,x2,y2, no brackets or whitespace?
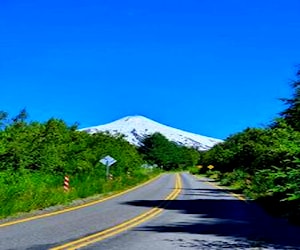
51,174,182,250
0,174,162,228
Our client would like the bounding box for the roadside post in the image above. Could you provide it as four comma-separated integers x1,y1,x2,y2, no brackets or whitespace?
64,176,70,192
100,155,117,180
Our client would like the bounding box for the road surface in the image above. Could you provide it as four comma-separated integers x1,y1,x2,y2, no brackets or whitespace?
1,173,300,250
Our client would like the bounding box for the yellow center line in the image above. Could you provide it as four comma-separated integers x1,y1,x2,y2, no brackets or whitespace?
0,174,162,228
51,173,182,250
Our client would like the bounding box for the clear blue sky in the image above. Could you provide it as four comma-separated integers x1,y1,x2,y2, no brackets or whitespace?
1,1,299,139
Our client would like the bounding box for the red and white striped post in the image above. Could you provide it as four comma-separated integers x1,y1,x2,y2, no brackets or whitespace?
64,176,70,192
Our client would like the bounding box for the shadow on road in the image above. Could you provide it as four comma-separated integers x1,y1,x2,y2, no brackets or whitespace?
122,194,300,249
180,188,245,198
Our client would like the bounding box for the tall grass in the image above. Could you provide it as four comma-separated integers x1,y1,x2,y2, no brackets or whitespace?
0,168,160,219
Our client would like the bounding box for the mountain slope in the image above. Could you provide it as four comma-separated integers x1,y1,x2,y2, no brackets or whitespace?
80,116,222,150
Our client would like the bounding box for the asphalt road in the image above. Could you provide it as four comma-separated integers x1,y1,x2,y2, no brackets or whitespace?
0,174,175,250
1,173,300,250
82,173,300,250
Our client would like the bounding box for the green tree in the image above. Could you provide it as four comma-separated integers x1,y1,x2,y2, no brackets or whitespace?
12,108,28,124
280,67,300,131
0,111,8,129
139,133,199,170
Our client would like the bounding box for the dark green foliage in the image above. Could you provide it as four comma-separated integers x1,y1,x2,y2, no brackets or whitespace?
198,68,300,223
12,108,28,123
0,110,153,218
199,128,300,222
0,111,8,129
280,67,300,131
0,113,143,175
139,132,200,171
200,123,300,203
200,125,300,174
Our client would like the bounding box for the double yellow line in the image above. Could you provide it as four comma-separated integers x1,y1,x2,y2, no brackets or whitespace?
51,174,182,250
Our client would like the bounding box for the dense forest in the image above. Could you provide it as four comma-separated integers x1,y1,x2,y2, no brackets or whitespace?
197,68,300,223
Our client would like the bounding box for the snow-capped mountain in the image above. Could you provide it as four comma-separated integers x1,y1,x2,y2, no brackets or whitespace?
80,116,223,150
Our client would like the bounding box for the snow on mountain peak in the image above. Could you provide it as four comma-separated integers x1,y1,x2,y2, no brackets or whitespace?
80,115,223,150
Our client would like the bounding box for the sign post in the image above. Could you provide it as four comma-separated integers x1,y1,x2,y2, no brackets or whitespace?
64,176,70,192
100,155,117,180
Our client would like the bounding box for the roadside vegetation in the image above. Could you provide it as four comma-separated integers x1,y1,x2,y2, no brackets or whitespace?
0,113,160,219
1,67,299,224
0,111,198,219
138,132,200,171
196,67,300,224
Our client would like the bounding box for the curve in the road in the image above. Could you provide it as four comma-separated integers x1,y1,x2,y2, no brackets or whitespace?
0,174,162,228
50,173,182,250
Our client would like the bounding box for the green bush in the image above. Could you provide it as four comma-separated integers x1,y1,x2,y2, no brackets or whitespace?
188,166,200,175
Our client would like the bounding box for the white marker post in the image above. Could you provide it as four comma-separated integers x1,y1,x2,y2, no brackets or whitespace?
100,155,117,180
